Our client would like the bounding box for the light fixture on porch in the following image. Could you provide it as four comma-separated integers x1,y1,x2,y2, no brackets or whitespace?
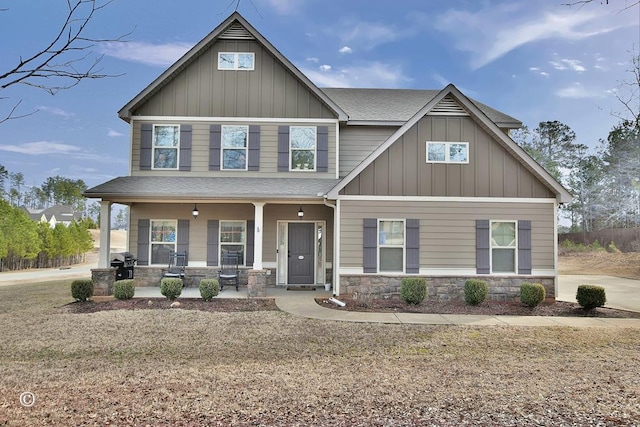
192,203,199,219
297,206,304,219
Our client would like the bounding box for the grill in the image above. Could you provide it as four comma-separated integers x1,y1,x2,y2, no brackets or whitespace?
110,252,137,281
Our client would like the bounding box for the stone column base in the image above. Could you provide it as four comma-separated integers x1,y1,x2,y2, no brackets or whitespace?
91,268,116,296
247,269,267,298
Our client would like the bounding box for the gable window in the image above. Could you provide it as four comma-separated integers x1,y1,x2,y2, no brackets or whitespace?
153,125,179,169
218,52,255,70
491,221,516,273
222,125,248,170
290,126,316,171
426,141,469,163
150,220,176,264
378,219,405,272
220,221,246,265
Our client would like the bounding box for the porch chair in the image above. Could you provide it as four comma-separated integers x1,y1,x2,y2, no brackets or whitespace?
162,251,187,282
219,254,239,291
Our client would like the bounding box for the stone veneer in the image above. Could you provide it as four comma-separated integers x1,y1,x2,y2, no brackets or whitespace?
340,275,556,302
91,268,116,296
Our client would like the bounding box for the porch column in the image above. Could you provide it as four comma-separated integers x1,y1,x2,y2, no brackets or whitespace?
252,202,265,270
98,201,112,268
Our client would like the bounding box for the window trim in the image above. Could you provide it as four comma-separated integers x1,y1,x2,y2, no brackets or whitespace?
426,141,469,164
149,219,177,265
221,125,249,171
219,220,247,267
377,218,406,273
289,125,317,172
217,52,255,70
152,124,180,170
490,220,518,274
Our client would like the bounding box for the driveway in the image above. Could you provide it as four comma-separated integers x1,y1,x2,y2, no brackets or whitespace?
558,275,640,313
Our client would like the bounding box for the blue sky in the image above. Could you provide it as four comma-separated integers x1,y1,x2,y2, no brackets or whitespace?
0,0,638,191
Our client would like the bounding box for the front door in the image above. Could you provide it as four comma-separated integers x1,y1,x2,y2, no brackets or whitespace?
288,222,315,284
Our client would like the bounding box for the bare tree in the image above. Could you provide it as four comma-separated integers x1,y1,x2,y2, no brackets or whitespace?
562,0,640,11
612,48,640,124
0,0,129,123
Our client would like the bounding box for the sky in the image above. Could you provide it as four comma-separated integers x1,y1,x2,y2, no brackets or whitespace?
0,0,638,192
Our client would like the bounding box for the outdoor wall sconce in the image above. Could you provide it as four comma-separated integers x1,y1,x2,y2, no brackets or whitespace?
192,204,199,219
297,206,304,219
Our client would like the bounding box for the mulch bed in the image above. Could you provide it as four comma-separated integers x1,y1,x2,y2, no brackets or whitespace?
62,297,279,314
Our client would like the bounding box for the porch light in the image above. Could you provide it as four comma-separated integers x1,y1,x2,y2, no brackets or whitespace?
297,206,304,219
192,204,199,219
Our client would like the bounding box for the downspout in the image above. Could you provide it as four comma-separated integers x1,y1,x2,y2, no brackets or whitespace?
323,196,339,296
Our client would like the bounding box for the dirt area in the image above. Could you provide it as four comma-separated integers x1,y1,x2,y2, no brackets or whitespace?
559,250,640,279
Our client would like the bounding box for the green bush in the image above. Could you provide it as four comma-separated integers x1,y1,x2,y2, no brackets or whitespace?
161,278,183,300
400,278,427,305
606,242,621,253
114,279,135,300
464,279,488,306
199,279,220,302
71,279,93,301
576,285,606,310
520,283,546,308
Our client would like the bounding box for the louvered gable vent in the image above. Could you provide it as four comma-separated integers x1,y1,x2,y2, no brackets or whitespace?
219,22,255,40
428,95,468,116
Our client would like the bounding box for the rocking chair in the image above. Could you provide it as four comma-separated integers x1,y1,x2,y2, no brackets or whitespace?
219,254,239,291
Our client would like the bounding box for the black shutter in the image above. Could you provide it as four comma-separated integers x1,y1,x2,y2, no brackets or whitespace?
363,218,377,273
518,220,532,274
405,219,419,274
278,126,289,172
207,220,219,266
246,220,255,267
209,125,221,171
179,125,192,171
248,125,260,171
476,220,490,274
137,219,150,266
140,124,152,170
317,126,329,172
177,220,189,262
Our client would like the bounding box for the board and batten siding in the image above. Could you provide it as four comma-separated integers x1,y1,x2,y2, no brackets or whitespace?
132,40,336,119
339,200,556,272
338,125,397,178
130,120,337,177
341,116,555,198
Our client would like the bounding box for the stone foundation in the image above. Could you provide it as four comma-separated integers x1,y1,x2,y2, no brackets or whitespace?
340,275,556,302
247,269,267,297
91,268,116,296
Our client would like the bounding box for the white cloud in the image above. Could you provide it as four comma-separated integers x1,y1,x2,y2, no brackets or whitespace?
38,106,74,118
263,0,299,15
306,57,319,63
562,59,586,72
550,61,567,70
540,71,549,77
0,141,81,155
556,83,602,99
529,67,540,71
302,61,411,88
107,128,125,137
100,41,192,66
319,64,332,71
340,21,398,50
339,46,353,54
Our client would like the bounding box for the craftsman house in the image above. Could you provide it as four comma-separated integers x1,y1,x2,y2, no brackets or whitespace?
84,12,571,300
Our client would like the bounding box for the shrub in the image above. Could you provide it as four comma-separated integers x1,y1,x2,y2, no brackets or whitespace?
114,279,135,300
576,285,606,310
464,279,488,306
520,283,546,308
400,278,427,305
161,278,183,300
71,279,94,301
199,279,220,302
606,242,621,253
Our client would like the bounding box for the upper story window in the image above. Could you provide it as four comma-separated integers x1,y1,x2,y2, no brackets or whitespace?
218,52,255,70
222,125,248,170
150,220,176,265
378,219,405,272
153,125,179,169
491,221,517,273
290,126,316,171
426,141,469,164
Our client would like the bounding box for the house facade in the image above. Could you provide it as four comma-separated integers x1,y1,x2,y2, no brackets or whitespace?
85,12,571,300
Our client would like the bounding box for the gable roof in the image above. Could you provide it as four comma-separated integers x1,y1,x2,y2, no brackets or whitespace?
21,204,81,223
118,12,347,122
327,84,572,203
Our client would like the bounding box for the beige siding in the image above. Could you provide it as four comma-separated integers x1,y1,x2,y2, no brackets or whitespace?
341,116,555,198
132,40,336,119
339,126,397,177
339,200,555,271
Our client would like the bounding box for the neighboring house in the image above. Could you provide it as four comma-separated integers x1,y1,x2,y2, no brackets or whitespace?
84,12,571,300
21,205,82,228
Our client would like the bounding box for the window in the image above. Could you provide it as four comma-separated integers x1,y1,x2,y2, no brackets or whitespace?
491,221,516,273
220,221,246,265
290,126,316,171
378,219,405,272
218,52,255,70
150,220,176,265
426,141,469,163
153,125,179,169
222,125,248,170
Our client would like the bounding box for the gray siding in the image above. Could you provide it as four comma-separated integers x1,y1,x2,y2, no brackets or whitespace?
341,116,555,198
339,126,396,178
132,40,336,119
339,200,555,271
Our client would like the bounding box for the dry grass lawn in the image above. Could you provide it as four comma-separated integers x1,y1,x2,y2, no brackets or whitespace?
1,281,639,426
559,251,640,280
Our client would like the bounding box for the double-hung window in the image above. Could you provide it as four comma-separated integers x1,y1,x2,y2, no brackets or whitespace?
222,125,248,170
491,221,517,273
378,219,405,272
153,125,179,169
218,52,255,70
290,126,316,171
220,221,246,265
150,220,177,264
426,141,469,163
